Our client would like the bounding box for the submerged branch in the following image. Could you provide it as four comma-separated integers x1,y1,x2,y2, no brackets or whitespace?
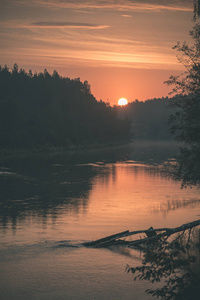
83,220,200,249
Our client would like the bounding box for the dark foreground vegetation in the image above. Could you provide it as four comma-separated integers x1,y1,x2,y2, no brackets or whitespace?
126,224,200,300
0,64,131,151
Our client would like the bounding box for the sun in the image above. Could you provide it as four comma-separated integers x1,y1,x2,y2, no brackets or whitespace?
118,98,128,106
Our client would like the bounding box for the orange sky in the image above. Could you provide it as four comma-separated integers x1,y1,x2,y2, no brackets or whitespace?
0,0,194,105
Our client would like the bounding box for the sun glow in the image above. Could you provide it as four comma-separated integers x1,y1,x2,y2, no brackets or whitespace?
118,98,128,106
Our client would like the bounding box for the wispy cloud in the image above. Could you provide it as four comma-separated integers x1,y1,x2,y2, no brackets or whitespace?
29,21,109,29
14,0,193,13
2,45,180,70
121,14,132,18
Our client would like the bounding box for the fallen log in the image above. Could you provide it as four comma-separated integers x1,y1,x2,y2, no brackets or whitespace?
128,219,200,247
83,230,129,247
83,219,200,248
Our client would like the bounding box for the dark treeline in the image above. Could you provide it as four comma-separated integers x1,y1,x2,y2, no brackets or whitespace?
117,97,175,140
0,64,131,150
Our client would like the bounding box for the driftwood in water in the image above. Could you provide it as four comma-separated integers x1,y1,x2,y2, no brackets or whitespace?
128,219,200,247
83,230,129,247
83,219,200,248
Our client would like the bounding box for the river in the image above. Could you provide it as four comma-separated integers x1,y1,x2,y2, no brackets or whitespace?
0,141,200,300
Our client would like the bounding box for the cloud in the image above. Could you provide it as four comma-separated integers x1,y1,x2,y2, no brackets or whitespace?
121,14,132,18
15,0,193,13
29,21,109,29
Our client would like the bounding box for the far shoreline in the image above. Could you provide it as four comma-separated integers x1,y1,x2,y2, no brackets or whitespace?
0,141,130,161
0,139,178,161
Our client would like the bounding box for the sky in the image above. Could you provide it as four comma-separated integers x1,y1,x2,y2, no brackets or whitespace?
0,0,195,105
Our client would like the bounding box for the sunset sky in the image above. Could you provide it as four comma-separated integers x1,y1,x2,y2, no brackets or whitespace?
0,0,194,105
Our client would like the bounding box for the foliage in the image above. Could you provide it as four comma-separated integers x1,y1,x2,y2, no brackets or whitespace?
126,229,200,300
169,94,200,187
164,21,200,187
165,24,200,95
0,64,131,150
194,0,200,21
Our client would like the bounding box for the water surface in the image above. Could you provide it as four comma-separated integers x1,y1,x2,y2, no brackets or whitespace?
0,141,200,300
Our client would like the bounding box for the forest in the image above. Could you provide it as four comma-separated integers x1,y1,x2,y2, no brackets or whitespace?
117,97,176,140
0,63,177,154
0,64,131,150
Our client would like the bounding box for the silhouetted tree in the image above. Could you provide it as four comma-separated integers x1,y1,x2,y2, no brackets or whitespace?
165,13,200,187
194,0,200,20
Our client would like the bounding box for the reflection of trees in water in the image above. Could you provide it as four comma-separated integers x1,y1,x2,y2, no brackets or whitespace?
0,153,113,230
0,141,179,230
95,164,117,186
127,228,200,300
151,198,200,216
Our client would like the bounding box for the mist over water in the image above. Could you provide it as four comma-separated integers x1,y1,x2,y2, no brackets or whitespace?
0,141,200,300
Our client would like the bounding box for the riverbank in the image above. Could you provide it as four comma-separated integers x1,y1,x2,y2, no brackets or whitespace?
0,141,130,161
